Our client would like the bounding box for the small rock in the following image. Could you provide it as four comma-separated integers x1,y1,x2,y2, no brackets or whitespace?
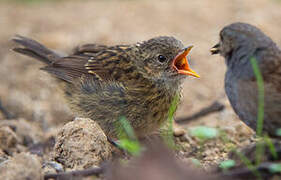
173,122,186,137
0,126,19,153
54,118,113,170
0,149,9,164
0,152,42,180
42,161,64,174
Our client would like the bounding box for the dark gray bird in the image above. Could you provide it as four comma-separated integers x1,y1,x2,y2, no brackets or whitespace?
211,22,281,137
12,35,199,140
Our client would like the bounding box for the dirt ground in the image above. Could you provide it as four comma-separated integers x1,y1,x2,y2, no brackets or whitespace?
0,0,281,179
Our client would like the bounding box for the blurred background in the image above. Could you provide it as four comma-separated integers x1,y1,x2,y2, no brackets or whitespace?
0,0,280,163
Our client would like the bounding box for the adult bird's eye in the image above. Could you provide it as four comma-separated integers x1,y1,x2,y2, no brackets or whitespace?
158,55,167,63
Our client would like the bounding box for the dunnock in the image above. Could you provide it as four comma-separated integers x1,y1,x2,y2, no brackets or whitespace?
211,22,281,137
12,35,199,139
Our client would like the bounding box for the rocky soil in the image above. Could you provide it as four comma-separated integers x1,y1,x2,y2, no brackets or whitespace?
0,0,281,179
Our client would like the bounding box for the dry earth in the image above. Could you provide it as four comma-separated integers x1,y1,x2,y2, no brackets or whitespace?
0,0,281,179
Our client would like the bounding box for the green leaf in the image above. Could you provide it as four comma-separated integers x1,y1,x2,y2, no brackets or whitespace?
269,163,281,173
189,126,218,140
117,116,141,156
219,160,236,170
118,139,141,156
191,158,201,167
275,128,281,136
119,116,137,140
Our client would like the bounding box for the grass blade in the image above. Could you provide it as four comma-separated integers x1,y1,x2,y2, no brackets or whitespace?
250,57,264,137
250,57,265,166
162,93,180,148
117,116,141,156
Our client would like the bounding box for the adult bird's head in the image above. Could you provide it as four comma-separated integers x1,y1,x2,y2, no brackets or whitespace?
210,22,279,67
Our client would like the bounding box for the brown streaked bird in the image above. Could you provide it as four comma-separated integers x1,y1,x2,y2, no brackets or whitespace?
211,22,281,137
12,35,199,139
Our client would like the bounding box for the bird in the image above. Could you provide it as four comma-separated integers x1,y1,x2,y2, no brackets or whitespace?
12,35,200,140
211,22,281,138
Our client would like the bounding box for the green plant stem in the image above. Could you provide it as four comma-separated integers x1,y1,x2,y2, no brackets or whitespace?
264,135,278,160
250,57,265,136
163,93,180,148
219,129,262,179
234,150,261,179
250,57,265,166
255,139,265,166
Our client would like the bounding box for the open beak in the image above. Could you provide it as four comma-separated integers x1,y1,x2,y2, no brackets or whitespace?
172,46,200,78
210,43,220,55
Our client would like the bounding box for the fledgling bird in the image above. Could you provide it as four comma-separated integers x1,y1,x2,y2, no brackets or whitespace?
12,35,199,139
211,22,281,137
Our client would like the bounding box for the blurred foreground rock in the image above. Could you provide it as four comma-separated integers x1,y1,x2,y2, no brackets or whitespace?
0,152,42,180
107,142,222,180
54,118,113,170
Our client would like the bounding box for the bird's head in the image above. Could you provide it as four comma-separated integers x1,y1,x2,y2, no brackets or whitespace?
134,36,200,83
210,22,277,67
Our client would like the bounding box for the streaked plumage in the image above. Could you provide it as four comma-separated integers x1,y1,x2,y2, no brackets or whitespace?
12,35,199,139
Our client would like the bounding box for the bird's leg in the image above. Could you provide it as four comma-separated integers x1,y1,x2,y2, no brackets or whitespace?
107,136,120,148
107,136,129,156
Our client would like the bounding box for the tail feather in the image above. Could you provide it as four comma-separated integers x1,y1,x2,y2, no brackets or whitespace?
11,35,61,64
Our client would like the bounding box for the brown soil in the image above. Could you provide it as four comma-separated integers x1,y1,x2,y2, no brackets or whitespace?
0,0,281,179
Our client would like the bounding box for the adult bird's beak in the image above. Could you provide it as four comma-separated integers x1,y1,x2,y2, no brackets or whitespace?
210,43,220,55
172,46,200,78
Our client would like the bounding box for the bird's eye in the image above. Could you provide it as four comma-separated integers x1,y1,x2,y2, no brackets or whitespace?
158,55,167,63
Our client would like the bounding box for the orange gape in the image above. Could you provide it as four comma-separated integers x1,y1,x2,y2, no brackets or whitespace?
172,46,200,77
